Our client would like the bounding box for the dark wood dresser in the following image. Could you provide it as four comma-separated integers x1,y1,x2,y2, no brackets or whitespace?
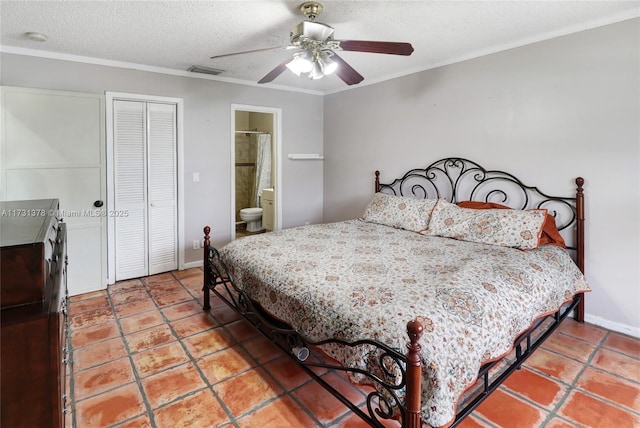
1,199,68,428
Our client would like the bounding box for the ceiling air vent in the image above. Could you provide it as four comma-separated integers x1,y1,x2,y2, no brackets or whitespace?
187,65,224,75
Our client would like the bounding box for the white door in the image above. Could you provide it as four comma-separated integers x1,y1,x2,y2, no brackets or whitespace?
112,99,177,281
147,103,178,275
0,86,107,296
113,100,148,279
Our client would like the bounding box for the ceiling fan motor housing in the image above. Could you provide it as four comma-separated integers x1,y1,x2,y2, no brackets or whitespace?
290,21,334,44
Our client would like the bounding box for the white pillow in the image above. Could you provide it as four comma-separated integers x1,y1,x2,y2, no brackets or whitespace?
362,193,437,233
423,199,547,249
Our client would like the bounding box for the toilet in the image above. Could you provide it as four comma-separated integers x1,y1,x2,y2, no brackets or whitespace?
239,207,263,232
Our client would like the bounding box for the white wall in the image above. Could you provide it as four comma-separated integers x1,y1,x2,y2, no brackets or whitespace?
323,19,640,336
0,54,325,265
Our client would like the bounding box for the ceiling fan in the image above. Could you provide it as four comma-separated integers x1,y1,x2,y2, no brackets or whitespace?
210,1,414,86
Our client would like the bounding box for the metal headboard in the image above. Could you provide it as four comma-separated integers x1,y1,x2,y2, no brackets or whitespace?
374,157,585,253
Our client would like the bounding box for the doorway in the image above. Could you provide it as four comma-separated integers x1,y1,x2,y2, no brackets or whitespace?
231,105,281,240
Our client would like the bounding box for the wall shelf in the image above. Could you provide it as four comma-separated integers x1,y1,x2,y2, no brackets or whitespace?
287,154,324,161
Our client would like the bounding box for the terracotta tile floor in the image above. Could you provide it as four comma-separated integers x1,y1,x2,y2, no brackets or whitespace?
66,268,640,427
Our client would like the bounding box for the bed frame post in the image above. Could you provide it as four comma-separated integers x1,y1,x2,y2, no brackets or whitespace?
375,170,381,193
203,226,211,311
405,320,424,428
575,177,585,322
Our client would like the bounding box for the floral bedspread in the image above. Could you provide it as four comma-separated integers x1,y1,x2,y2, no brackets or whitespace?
219,220,590,427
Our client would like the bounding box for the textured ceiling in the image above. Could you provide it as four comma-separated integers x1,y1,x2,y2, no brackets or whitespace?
1,1,638,94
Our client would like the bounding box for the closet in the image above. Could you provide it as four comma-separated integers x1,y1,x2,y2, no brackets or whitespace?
112,99,177,281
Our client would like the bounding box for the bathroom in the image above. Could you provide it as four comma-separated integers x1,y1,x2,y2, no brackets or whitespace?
235,110,275,238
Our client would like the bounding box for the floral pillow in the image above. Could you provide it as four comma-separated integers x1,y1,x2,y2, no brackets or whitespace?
362,193,437,233
422,198,547,249
457,200,566,248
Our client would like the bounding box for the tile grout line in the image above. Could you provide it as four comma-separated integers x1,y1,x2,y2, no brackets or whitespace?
533,336,640,417
234,326,377,426
470,324,609,428
166,271,242,428
67,293,124,427
111,275,234,427
196,275,315,423
538,326,640,414
104,276,245,426
136,274,240,427
68,279,186,427
207,299,323,426
537,329,611,427
107,280,159,428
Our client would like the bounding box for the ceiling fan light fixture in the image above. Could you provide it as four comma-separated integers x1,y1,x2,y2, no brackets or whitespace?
300,49,314,67
318,53,338,75
324,61,338,75
286,53,314,75
308,60,324,80
285,60,302,76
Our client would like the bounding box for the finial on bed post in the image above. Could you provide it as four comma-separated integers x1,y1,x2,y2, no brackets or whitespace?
375,170,381,193
204,226,211,249
203,226,211,311
405,319,424,428
575,178,585,322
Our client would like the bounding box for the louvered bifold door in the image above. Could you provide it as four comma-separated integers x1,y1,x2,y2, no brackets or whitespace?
147,102,178,275
114,100,148,280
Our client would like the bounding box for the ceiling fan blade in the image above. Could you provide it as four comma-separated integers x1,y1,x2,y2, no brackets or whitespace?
331,54,364,86
336,40,414,56
211,45,290,60
258,57,295,84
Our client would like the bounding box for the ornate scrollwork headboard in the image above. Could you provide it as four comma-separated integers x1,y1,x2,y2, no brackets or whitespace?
375,157,585,256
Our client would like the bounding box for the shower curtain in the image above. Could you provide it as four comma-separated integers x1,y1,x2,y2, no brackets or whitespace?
252,133,272,207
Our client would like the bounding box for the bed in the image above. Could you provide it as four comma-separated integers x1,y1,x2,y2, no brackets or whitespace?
202,157,589,428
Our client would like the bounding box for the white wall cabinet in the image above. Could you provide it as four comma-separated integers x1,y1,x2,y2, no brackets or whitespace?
113,100,177,280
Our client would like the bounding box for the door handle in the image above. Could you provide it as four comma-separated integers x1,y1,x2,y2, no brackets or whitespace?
94,200,104,208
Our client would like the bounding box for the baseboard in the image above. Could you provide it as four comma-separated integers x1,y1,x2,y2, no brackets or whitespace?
585,313,640,339
68,284,107,297
181,260,203,270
